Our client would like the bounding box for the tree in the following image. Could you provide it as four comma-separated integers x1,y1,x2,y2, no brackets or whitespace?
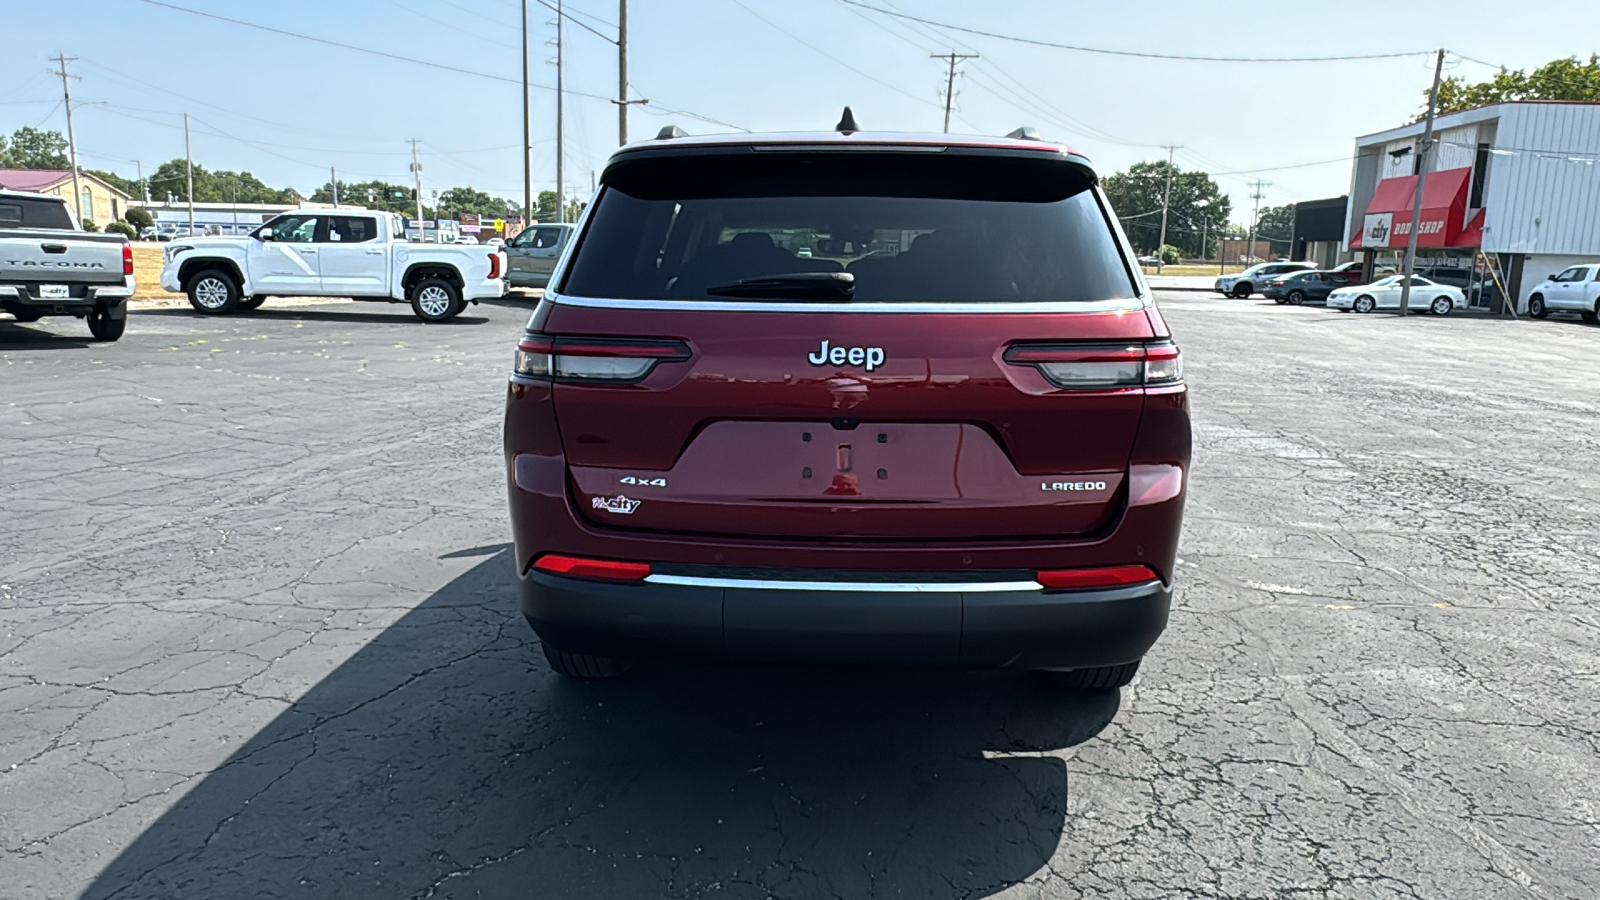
88,168,138,198
1101,160,1232,258
310,179,423,214
2,127,70,169
1435,54,1600,116
104,221,137,239
125,207,154,230
1158,244,1182,265
1253,204,1294,242
437,186,521,221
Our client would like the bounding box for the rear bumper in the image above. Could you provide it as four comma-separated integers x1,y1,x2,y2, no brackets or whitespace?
0,281,132,314
520,568,1171,670
465,277,508,301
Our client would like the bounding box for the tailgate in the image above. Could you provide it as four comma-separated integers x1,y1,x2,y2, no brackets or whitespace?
0,230,128,286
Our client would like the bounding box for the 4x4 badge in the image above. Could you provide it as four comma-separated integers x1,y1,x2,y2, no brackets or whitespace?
619,476,666,487
807,339,885,373
592,495,642,515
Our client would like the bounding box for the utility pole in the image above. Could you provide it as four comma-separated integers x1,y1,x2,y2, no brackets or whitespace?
330,166,339,207
184,113,195,236
1398,48,1447,319
135,160,146,203
51,54,83,223
617,0,628,145
1156,144,1182,274
522,0,532,224
555,0,566,223
931,52,978,134
1246,180,1269,269
1200,214,1209,267
409,138,424,240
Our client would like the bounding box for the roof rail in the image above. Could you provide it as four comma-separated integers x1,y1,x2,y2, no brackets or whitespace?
1006,126,1042,141
836,106,859,134
654,125,689,140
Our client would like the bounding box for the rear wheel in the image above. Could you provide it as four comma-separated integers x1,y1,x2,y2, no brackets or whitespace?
408,277,462,323
1039,660,1140,692
186,269,240,314
1353,295,1376,313
1287,289,1306,306
1528,294,1548,318
10,311,43,323
1430,296,1453,316
238,295,267,311
540,639,634,680
87,306,125,342
1583,300,1599,324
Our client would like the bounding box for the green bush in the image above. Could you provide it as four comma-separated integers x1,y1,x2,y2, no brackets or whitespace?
125,207,154,230
1158,244,1182,265
104,221,137,239
82,219,101,232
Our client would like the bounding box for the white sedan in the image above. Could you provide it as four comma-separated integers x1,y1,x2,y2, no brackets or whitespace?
1327,274,1465,315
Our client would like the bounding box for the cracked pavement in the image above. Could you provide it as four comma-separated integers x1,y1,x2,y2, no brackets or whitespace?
1,294,1597,898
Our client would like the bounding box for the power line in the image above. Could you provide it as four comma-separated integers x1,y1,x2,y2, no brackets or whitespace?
730,0,941,109
837,0,1430,62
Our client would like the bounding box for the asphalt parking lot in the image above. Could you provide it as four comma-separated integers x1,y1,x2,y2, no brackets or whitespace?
3,294,1598,899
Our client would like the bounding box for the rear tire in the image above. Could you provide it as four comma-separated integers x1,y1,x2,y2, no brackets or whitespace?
1528,294,1548,318
1287,290,1306,306
540,640,634,680
408,277,462,323
1040,660,1141,692
1353,295,1376,313
186,269,240,314
1430,296,1453,316
1584,300,1599,324
10,311,43,323
87,307,125,342
238,295,266,311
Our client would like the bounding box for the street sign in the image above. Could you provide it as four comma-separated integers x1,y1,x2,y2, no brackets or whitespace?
493,218,504,231
460,213,480,226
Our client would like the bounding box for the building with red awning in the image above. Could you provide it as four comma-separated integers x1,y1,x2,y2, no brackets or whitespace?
1343,101,1600,314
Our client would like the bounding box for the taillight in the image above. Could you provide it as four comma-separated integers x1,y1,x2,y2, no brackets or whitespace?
488,252,501,279
533,554,650,581
122,242,134,276
1003,341,1181,389
513,334,691,384
1036,565,1158,589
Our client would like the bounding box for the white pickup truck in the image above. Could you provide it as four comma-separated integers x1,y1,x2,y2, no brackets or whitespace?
159,208,506,322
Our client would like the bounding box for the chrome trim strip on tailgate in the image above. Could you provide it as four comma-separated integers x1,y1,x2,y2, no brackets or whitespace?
544,291,1149,315
644,574,1043,593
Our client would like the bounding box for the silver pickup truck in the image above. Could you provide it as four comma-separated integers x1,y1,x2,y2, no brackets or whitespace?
0,190,135,341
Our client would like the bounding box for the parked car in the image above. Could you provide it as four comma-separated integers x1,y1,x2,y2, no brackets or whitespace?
1137,254,1161,267
504,123,1190,690
504,222,574,290
159,209,506,322
1326,274,1464,314
0,189,134,341
455,235,479,245
1525,264,1600,321
1215,261,1316,298
1324,261,1394,284
1262,270,1353,305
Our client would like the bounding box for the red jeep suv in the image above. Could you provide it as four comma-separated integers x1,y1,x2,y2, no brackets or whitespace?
504,124,1189,690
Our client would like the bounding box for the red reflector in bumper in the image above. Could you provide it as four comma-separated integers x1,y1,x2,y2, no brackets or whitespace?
533,554,650,581
1036,565,1158,589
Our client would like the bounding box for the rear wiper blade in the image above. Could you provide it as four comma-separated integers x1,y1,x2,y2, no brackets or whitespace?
703,271,854,299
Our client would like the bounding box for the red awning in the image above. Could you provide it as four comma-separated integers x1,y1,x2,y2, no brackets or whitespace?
1351,167,1477,249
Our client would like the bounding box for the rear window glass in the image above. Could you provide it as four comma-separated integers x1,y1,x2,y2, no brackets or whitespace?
560,151,1134,303
0,197,74,230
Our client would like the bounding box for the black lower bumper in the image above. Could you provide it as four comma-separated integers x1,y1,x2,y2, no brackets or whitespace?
519,569,1171,670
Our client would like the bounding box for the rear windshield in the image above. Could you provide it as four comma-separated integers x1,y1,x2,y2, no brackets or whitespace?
0,196,75,230
559,150,1135,303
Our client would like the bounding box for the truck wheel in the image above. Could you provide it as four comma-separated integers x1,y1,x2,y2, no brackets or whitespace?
1528,294,1547,318
11,311,44,323
409,277,462,323
1039,660,1141,692
539,639,633,679
186,269,240,314
238,295,266,311
87,307,126,342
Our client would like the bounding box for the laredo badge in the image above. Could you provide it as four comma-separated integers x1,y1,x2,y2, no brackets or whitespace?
592,494,642,515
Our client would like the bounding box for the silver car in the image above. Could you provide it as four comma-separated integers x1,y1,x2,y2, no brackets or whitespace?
505,223,574,289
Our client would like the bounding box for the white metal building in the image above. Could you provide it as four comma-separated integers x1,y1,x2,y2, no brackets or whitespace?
1343,101,1600,312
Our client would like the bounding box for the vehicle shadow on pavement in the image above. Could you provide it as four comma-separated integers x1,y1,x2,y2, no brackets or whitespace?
0,321,95,350
82,548,1120,899
133,307,492,326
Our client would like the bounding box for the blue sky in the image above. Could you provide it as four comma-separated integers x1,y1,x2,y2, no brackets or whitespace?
3,0,1593,223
